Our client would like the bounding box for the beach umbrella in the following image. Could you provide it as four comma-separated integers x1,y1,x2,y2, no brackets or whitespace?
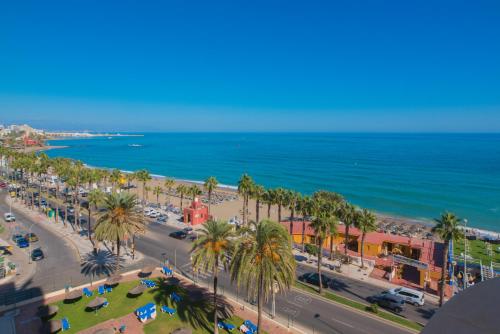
128,285,147,296
140,265,156,276
93,329,115,334
105,274,122,285
86,297,107,309
65,289,83,301
37,305,59,318
47,320,61,333
171,328,192,334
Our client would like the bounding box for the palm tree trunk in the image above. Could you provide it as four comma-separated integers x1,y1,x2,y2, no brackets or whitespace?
278,205,282,223
361,233,366,269
344,224,350,256
317,236,323,294
116,237,120,258
439,240,449,307
257,272,264,334
255,199,260,223
88,208,93,246
329,235,334,260
213,259,219,334
180,194,184,210
132,234,136,260
267,203,271,219
301,217,306,252
208,191,212,215
242,195,246,225
289,208,294,243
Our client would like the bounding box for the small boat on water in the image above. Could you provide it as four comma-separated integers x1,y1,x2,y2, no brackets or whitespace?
129,144,142,147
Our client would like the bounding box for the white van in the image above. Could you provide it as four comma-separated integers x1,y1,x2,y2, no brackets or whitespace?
386,287,425,306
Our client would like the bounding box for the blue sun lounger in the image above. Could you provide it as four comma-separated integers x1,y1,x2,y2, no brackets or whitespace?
244,320,257,333
218,321,236,331
61,318,70,331
170,292,181,303
162,266,173,276
98,285,105,295
161,305,176,315
83,287,92,297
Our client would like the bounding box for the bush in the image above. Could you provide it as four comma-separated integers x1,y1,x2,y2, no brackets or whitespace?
369,303,379,313
305,244,319,256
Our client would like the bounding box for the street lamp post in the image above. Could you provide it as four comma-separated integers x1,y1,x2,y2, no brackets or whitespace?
27,223,34,264
462,220,468,288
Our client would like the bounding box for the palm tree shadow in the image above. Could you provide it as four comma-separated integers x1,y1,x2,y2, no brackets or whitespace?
80,249,123,282
150,278,233,332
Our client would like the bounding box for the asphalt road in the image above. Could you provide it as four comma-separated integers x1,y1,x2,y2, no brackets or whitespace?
0,192,83,304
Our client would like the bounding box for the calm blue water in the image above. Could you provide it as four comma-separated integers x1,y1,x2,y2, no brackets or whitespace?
47,133,500,231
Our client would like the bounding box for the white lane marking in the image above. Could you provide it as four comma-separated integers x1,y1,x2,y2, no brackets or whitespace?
331,317,355,329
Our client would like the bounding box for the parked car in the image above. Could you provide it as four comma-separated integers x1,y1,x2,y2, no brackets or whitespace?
25,233,39,242
368,293,405,313
169,231,188,240
67,206,75,213
12,234,24,243
4,212,16,222
0,181,7,188
17,238,29,248
298,272,332,288
183,227,194,235
31,248,44,261
384,287,425,306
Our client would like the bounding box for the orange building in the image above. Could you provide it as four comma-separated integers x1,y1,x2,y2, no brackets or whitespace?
282,221,447,294
183,197,209,226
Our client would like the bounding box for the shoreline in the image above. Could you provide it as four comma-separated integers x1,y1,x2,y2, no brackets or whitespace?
22,145,68,153
38,145,500,236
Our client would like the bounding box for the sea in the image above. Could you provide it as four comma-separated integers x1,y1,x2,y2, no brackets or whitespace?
46,133,500,232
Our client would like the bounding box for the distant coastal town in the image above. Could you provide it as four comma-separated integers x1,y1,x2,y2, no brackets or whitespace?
0,123,142,150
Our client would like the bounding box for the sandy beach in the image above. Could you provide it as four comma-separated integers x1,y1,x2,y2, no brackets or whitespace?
22,145,68,153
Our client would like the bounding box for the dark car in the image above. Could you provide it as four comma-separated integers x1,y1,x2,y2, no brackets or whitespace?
298,272,332,288
12,234,24,243
169,231,188,239
367,293,405,313
31,248,44,261
17,238,30,248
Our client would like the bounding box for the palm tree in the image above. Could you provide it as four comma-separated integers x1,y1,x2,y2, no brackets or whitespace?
273,188,288,223
144,185,151,202
125,173,136,192
231,220,295,333
237,174,254,225
341,203,356,257
109,169,122,191
191,220,234,334
251,184,265,223
204,176,218,215
135,169,152,205
309,200,338,294
298,196,312,252
287,190,300,241
87,189,105,250
356,209,377,269
189,184,202,201
70,161,85,229
153,185,162,205
263,189,275,219
176,184,187,210
94,192,145,261
164,178,175,204
432,212,464,307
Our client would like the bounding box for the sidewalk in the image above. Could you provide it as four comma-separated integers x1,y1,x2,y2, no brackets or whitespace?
0,235,37,289
8,197,144,266
293,249,442,305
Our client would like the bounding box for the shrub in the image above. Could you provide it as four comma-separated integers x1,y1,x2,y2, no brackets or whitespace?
305,243,319,256
369,303,379,314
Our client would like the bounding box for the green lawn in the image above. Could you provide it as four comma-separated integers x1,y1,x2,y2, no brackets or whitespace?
49,277,246,334
454,239,500,264
295,281,423,332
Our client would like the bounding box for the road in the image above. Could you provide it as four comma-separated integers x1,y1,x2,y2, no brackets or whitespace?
0,192,83,305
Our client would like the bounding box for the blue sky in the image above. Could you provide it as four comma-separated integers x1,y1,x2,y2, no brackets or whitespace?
1,1,499,132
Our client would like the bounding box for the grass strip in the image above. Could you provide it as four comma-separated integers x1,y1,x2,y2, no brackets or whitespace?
295,281,424,332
